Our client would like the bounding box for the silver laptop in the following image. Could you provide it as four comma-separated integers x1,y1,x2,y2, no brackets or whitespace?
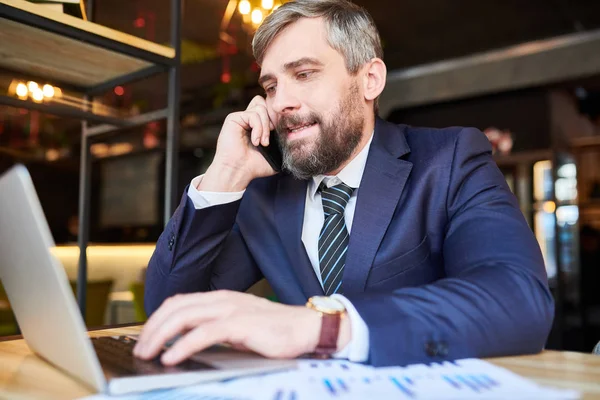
0,165,296,395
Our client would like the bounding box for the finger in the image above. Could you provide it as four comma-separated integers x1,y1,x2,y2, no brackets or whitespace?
225,111,263,146
253,105,271,146
135,303,227,360
161,321,234,366
136,303,226,359
246,95,266,111
246,97,271,145
135,291,233,353
241,111,263,146
136,293,202,349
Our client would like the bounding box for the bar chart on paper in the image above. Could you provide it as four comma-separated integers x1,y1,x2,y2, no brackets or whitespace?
83,358,580,400
269,359,579,400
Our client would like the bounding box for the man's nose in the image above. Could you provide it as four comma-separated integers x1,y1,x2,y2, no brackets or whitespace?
271,85,301,114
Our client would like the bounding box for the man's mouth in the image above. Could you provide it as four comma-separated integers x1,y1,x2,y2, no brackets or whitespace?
286,122,317,134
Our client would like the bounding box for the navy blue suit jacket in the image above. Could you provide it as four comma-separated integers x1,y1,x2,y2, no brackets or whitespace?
145,118,554,366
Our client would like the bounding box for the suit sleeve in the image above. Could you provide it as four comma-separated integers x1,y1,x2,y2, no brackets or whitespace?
144,188,262,315
345,128,555,366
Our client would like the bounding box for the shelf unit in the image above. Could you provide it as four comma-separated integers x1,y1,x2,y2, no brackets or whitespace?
570,136,600,229
493,148,576,350
0,0,182,316
568,135,600,348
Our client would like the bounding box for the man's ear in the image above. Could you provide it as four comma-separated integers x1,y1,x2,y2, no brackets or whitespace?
362,58,387,102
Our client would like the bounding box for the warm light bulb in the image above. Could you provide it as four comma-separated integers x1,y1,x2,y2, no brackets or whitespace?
543,201,556,214
32,87,44,102
46,149,60,162
16,83,28,97
238,0,251,15
251,8,263,25
262,0,274,10
42,84,55,98
27,81,38,92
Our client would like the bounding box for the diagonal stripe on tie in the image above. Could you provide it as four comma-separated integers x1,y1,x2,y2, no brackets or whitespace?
318,182,354,295
327,191,351,204
322,198,345,214
330,186,352,198
318,216,344,253
321,244,348,280
319,227,348,268
324,263,345,295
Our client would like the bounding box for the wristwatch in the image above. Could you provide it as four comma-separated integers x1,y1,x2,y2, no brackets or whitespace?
305,296,347,358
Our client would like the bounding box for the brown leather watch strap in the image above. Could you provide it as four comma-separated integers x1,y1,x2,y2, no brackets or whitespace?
313,312,341,358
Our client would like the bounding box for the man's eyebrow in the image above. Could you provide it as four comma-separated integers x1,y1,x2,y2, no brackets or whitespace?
283,57,324,70
258,58,324,87
258,73,275,88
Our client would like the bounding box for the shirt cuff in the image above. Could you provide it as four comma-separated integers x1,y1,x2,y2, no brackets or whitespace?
330,294,369,362
187,175,245,210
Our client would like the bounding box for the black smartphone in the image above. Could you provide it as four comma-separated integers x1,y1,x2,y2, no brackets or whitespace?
256,130,283,172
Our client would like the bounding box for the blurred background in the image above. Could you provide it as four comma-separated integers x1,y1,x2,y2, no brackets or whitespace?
1,0,600,353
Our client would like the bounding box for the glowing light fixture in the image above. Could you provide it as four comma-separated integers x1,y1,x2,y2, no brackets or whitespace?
46,149,60,162
42,84,55,98
238,0,251,15
31,87,44,102
251,8,263,25
229,0,284,34
9,79,62,102
16,83,28,97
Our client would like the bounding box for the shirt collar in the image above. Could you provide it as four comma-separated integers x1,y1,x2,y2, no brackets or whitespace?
308,131,374,200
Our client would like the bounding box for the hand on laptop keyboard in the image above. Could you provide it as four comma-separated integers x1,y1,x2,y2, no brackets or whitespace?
132,290,350,366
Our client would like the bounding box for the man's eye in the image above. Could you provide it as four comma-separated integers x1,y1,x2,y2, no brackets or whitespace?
265,86,276,95
297,71,313,79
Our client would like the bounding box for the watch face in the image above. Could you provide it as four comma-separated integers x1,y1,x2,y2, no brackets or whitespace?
311,296,345,312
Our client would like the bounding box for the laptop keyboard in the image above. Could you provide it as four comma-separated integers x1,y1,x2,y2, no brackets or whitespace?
91,336,216,377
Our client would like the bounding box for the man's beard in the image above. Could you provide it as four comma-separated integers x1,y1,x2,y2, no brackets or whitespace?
275,82,365,180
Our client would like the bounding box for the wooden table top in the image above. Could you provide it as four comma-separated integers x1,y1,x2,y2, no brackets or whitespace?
0,325,599,399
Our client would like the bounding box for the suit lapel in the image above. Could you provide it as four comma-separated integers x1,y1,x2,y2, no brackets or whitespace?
343,119,413,294
275,175,324,298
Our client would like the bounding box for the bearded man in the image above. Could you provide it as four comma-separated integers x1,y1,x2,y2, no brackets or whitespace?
135,0,554,367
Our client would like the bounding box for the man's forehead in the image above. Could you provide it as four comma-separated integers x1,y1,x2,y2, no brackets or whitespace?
260,17,331,71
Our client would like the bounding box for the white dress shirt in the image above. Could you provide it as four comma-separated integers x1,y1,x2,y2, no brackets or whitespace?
186,134,373,362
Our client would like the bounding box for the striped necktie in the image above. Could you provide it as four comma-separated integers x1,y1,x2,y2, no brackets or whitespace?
318,182,355,295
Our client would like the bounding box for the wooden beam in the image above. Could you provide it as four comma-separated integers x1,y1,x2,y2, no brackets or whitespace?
380,29,600,117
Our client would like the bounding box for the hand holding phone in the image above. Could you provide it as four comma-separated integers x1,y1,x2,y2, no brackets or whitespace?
199,96,278,192
255,130,283,173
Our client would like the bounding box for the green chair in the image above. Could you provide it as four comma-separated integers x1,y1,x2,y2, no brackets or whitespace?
247,279,278,302
69,280,114,327
0,282,18,336
129,281,147,322
0,307,18,336
0,279,113,334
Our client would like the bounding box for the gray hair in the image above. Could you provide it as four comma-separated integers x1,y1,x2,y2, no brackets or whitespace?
252,0,383,74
